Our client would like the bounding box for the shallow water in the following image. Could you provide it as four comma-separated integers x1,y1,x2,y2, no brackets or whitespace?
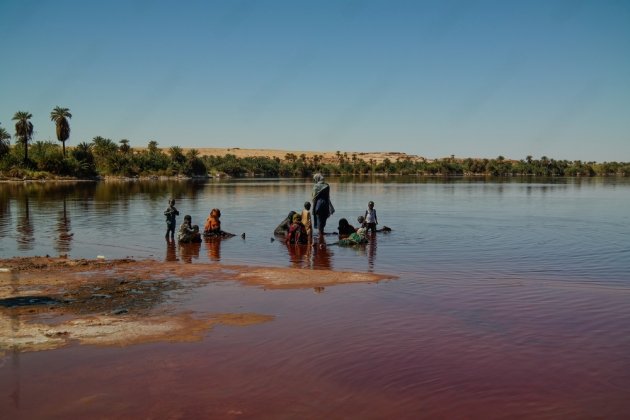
1,177,630,418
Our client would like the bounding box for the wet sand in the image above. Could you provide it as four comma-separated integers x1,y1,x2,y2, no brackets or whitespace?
0,257,394,355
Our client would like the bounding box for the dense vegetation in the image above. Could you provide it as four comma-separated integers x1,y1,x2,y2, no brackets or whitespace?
1,110,629,179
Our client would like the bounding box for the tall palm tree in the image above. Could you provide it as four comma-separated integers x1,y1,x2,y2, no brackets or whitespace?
50,106,72,157
12,111,33,163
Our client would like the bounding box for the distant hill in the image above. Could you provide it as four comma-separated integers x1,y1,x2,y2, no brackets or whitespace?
181,147,426,164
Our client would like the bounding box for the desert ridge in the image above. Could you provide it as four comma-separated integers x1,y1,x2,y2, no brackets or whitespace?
176,147,426,164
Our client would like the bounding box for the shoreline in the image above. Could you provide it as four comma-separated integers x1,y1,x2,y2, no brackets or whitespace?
0,256,394,354
2,146,627,181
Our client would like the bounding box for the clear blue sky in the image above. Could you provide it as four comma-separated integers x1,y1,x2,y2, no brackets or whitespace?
1,0,629,161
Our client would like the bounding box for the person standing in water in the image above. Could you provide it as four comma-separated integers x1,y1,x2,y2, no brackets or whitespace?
301,201,313,242
164,198,179,239
364,201,378,233
312,173,334,237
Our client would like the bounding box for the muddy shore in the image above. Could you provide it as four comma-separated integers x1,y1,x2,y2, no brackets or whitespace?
0,257,394,355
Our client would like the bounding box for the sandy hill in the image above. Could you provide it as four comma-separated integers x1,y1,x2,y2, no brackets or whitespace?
181,147,425,164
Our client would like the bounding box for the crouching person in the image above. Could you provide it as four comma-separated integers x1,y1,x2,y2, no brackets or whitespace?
286,213,308,245
177,215,202,243
338,226,369,247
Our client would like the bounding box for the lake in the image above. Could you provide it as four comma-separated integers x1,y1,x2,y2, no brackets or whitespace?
1,177,630,418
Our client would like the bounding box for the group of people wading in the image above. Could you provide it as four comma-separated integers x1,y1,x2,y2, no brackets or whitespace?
165,173,389,247
276,173,389,247
164,200,233,244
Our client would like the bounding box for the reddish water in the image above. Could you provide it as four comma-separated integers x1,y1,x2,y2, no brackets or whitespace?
2,273,629,419
2,179,630,418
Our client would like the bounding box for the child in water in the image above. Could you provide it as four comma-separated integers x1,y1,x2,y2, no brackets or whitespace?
286,213,308,245
358,213,392,234
301,201,312,242
164,198,179,239
364,201,378,233
177,215,202,243
203,208,222,236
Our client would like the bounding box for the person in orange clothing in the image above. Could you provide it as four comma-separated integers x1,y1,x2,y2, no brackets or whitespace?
203,208,221,235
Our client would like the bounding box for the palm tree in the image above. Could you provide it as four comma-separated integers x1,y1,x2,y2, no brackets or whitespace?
72,141,94,163
119,139,131,154
169,146,185,165
12,111,34,163
147,140,159,154
91,136,118,157
50,106,72,157
186,148,200,159
0,124,11,157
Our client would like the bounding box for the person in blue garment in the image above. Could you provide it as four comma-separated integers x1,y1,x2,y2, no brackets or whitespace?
311,173,334,237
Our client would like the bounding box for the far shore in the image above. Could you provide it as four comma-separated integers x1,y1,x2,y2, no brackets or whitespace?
173,147,427,164
0,147,427,182
2,145,627,181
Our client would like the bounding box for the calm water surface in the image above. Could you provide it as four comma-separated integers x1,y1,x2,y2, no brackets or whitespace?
1,177,629,418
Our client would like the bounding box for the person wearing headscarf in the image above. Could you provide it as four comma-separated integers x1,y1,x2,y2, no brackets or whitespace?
338,226,369,247
311,173,334,236
337,218,357,236
274,211,297,236
286,213,308,245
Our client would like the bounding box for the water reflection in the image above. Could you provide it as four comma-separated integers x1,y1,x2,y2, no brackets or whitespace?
204,238,223,262
312,238,333,270
165,238,177,262
285,242,311,268
0,189,10,240
368,233,377,272
179,242,201,263
1,178,630,281
16,197,34,251
54,198,73,255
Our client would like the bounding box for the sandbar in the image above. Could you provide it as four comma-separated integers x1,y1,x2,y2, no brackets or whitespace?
0,257,395,355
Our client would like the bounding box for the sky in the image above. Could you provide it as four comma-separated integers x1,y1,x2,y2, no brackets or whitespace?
1,0,629,162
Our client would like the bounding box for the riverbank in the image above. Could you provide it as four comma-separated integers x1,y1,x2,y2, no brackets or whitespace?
2,145,628,180
0,256,394,354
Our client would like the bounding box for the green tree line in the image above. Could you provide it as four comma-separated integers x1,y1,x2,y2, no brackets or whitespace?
1,109,629,179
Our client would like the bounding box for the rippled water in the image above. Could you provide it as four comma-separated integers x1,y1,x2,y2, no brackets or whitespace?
1,177,630,418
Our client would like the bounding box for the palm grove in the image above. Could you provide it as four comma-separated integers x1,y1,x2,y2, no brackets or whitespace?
1,108,629,179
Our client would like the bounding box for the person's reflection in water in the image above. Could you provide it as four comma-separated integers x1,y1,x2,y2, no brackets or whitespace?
165,237,177,262
204,237,222,262
285,242,310,268
367,233,377,272
312,237,333,270
178,242,201,264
